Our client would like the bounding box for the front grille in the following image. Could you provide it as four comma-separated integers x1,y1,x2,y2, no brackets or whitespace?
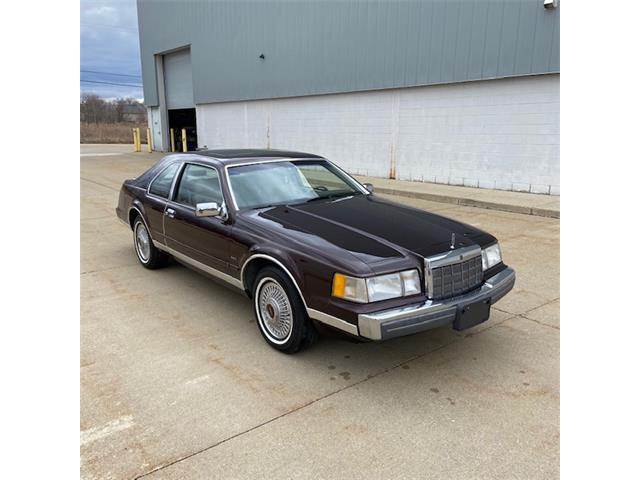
429,253,483,300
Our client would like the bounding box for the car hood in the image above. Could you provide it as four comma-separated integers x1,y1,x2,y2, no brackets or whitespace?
242,194,495,267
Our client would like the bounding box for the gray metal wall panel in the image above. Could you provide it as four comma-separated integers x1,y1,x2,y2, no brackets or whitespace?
467,0,490,79
515,0,538,74
137,0,560,107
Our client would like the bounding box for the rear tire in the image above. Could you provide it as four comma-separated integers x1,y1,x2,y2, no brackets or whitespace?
133,216,169,269
252,266,318,353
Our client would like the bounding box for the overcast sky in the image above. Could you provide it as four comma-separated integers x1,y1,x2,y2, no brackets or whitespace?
80,0,143,100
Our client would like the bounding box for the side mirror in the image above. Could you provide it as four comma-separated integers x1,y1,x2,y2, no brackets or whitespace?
196,202,223,217
363,183,375,193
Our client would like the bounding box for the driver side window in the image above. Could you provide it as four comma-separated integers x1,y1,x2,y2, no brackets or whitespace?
175,164,224,207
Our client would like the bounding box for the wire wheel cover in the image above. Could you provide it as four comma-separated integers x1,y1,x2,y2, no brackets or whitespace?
258,280,293,341
135,222,151,261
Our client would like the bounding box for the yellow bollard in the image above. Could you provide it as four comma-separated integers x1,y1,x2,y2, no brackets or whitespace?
147,128,153,152
181,128,187,152
132,128,138,152
135,128,142,152
170,128,175,152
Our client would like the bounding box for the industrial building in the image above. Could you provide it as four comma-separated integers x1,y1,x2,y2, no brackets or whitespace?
137,0,559,194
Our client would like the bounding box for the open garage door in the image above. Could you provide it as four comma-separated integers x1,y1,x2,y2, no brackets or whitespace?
164,48,197,151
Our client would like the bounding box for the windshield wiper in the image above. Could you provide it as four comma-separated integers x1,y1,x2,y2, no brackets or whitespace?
304,191,360,203
250,204,279,210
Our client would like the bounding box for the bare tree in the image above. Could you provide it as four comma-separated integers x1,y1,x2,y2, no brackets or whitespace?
114,98,127,123
81,95,144,124
80,93,106,124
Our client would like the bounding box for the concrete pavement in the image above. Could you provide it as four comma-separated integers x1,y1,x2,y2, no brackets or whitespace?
80,144,559,479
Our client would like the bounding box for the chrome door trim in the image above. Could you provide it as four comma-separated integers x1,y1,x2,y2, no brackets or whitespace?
240,253,359,336
165,161,229,220
223,166,238,210
161,160,232,247
147,160,184,202
153,240,243,290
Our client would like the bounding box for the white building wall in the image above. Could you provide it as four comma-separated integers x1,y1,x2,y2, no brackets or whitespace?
196,74,559,194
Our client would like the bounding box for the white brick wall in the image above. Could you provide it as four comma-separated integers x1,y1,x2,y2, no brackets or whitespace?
196,74,559,194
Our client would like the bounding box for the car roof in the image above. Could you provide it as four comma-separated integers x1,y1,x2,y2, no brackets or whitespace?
190,149,325,166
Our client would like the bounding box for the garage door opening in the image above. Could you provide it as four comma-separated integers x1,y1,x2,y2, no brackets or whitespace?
168,108,197,152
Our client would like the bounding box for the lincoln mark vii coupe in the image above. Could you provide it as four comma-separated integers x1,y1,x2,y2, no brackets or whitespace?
116,149,515,353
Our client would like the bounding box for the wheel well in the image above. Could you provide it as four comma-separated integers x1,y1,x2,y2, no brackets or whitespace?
242,258,284,297
128,208,140,230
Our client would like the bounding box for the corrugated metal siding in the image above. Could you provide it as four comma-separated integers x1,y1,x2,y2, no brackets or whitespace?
163,49,194,109
137,0,560,107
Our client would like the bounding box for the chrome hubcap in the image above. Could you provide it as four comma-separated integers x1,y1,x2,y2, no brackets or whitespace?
258,280,292,341
135,222,151,262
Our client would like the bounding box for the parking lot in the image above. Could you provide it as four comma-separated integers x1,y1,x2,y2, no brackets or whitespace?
81,144,559,480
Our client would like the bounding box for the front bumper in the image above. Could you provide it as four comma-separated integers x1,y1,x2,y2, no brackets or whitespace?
357,267,515,340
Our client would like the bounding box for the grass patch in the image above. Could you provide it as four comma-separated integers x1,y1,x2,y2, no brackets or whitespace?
80,122,148,144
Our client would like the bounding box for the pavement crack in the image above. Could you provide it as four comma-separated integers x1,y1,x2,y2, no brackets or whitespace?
134,314,517,479
80,177,119,191
80,265,131,276
494,296,559,318
519,314,560,330
81,215,117,222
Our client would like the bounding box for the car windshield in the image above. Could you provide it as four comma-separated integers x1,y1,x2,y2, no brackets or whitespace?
228,160,363,209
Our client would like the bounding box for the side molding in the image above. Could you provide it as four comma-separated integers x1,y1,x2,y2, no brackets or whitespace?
307,308,359,336
154,241,244,290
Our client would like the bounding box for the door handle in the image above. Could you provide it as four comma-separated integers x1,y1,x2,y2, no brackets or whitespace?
165,208,175,218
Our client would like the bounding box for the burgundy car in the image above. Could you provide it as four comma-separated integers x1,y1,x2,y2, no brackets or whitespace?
116,149,515,353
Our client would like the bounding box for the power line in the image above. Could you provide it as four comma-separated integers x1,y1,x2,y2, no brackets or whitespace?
81,69,141,79
81,23,137,32
81,79,142,88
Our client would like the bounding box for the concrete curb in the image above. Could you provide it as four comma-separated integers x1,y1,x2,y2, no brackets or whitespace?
375,187,560,219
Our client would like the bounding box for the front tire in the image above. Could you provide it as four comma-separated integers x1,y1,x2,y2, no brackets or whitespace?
133,216,168,269
252,266,317,354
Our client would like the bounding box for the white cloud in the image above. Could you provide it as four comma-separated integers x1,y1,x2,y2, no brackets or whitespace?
84,5,116,18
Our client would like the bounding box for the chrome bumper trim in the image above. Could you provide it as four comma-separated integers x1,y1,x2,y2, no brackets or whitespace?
358,267,516,340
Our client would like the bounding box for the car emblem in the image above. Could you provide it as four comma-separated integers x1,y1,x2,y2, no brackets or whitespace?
450,233,456,250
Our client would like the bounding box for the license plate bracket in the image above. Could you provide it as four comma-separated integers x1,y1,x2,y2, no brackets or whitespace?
453,299,491,331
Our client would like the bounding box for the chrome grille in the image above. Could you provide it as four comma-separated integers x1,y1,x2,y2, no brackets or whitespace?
425,246,484,300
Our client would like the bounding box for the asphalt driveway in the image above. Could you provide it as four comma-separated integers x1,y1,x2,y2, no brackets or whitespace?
81,144,559,480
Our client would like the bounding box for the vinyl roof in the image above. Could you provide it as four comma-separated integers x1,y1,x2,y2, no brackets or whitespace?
195,149,322,159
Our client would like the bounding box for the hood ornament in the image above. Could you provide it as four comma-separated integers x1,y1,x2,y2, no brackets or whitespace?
450,233,456,250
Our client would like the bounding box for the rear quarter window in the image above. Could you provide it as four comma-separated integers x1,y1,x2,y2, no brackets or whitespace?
149,163,180,198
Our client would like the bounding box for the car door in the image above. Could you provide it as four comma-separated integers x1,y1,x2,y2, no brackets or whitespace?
145,161,182,243
163,163,233,273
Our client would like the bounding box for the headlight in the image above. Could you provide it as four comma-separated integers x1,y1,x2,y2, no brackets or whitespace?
332,269,421,303
481,243,502,271
366,272,403,301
